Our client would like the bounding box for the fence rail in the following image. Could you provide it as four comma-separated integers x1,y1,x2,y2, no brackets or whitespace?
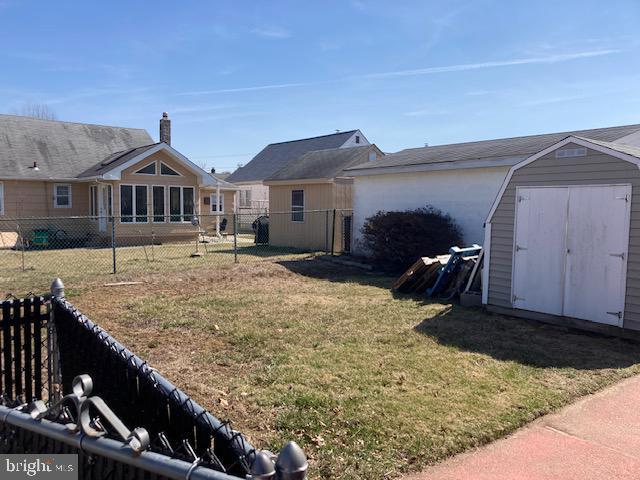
0,210,353,285
0,284,309,479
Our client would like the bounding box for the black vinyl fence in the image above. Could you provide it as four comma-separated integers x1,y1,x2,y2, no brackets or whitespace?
0,287,307,480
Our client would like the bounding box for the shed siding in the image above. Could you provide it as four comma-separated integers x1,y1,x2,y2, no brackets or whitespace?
488,143,640,327
269,183,335,251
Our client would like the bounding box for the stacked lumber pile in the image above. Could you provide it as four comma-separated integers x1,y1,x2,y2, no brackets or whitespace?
393,245,482,299
392,255,450,293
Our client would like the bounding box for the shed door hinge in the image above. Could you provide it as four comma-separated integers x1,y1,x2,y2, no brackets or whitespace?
606,311,623,319
610,252,625,260
616,194,629,202
515,245,527,252
518,195,529,203
513,294,525,302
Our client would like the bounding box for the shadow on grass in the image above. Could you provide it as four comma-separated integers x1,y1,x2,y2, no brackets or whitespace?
415,305,640,369
278,257,395,289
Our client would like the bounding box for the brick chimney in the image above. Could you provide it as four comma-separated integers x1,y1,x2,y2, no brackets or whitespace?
159,112,171,145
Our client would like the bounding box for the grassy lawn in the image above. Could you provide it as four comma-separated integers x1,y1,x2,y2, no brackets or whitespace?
55,259,640,480
0,235,314,296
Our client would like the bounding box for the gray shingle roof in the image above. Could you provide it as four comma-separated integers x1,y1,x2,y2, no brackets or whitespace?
227,130,357,183
574,136,640,159
266,145,380,181
0,114,154,180
347,124,640,171
77,143,159,177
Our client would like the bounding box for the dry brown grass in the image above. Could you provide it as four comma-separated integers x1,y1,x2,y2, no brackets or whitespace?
61,260,640,480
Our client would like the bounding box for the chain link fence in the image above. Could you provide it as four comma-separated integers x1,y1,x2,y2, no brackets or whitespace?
0,210,353,293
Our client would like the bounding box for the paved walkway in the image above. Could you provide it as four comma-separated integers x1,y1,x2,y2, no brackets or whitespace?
406,375,640,480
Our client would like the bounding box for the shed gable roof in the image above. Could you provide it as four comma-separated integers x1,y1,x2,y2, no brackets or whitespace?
0,114,153,180
485,135,640,224
226,130,358,183
265,145,381,182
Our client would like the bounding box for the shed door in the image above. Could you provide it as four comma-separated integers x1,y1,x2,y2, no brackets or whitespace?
512,187,568,315
563,185,630,326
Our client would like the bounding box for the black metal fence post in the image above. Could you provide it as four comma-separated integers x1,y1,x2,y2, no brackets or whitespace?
111,217,117,274
325,210,329,252
233,213,238,263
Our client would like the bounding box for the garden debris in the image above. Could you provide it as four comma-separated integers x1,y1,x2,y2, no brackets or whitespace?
393,245,482,299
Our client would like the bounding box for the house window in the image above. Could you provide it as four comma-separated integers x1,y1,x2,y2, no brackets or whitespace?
291,189,304,222
107,185,113,217
169,186,195,222
355,135,360,144
369,151,377,162
239,189,252,208
0,182,4,216
120,185,148,223
160,162,181,176
211,192,224,212
54,184,72,208
134,162,156,175
90,185,98,217
153,186,165,223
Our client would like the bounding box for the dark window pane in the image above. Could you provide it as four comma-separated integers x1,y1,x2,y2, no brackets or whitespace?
135,162,156,175
121,185,133,223
291,208,304,222
153,186,165,222
135,185,148,222
170,187,181,222
107,186,113,217
161,162,180,176
291,190,304,207
183,187,194,221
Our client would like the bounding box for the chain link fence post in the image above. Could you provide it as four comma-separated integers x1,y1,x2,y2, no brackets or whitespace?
331,209,337,256
111,216,117,274
233,212,238,263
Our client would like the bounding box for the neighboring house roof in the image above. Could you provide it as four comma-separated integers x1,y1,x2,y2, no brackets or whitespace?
0,114,153,180
207,173,238,190
265,145,382,182
77,143,160,177
227,130,359,183
347,123,640,174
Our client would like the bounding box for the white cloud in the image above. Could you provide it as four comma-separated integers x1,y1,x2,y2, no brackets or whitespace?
361,49,622,79
250,26,291,39
178,82,311,96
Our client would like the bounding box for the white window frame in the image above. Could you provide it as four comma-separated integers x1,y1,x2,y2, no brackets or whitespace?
133,160,157,176
291,189,304,222
152,185,166,223
211,192,224,213
119,184,149,224
53,183,72,209
160,162,183,177
0,182,4,216
168,185,195,223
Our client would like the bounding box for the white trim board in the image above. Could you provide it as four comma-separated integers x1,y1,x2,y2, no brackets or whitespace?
485,136,640,224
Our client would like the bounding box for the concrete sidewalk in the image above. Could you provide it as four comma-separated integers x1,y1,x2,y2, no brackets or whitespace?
406,375,640,480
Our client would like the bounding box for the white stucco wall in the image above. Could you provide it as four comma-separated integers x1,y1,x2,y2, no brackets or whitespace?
237,182,269,213
352,166,510,253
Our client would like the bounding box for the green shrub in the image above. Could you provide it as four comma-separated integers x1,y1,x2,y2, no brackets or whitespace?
359,206,463,272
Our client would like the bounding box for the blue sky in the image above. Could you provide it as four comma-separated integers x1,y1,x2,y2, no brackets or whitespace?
1,1,640,171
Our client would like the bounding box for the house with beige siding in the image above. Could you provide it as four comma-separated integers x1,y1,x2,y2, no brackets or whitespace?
346,124,640,254
484,136,640,335
264,144,383,253
0,113,236,246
